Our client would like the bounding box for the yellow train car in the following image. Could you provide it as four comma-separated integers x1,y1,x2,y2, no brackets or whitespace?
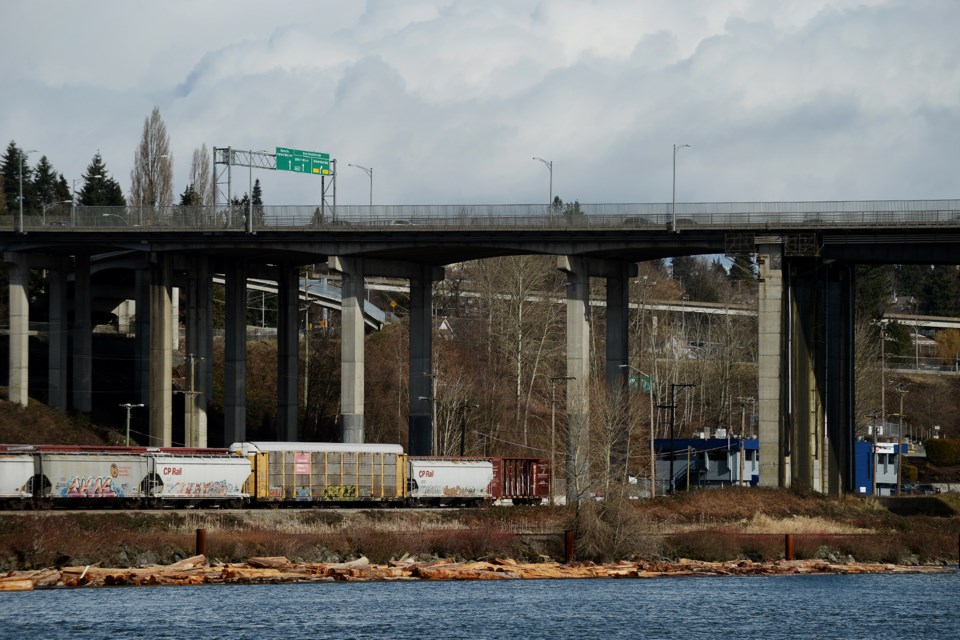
230,442,407,506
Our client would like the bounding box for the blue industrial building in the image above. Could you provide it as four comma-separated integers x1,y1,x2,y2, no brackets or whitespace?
654,436,905,495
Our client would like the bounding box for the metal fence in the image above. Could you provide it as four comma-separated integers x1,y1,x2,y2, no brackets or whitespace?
8,199,960,232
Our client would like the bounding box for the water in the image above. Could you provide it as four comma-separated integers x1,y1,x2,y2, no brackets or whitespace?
1,573,958,639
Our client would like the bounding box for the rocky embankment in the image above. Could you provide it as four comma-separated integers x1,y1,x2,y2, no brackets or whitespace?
0,555,952,591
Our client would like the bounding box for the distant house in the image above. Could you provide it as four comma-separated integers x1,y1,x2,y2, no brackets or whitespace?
854,440,908,496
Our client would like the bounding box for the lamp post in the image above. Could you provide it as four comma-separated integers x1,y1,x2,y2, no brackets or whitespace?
347,164,373,206
120,403,145,446
532,157,553,206
619,364,657,498
17,149,37,234
102,213,130,226
41,200,72,225
671,143,690,233
549,376,574,505
659,383,694,493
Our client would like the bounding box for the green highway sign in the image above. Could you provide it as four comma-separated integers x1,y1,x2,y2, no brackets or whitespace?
275,147,331,176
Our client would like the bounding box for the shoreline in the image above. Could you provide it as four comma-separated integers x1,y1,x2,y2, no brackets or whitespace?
1,555,953,591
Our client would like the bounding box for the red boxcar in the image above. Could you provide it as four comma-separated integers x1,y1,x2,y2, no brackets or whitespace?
488,457,550,504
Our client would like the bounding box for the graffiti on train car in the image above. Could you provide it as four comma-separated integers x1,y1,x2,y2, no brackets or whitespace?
61,476,127,498
321,484,359,500
169,480,231,497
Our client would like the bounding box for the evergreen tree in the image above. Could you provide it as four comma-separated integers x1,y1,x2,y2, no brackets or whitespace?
1,141,31,215
180,183,200,206
32,156,62,206
728,253,756,284
855,265,893,320
79,152,126,206
252,178,264,224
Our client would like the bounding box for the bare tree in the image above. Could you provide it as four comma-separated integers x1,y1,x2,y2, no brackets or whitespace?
130,106,173,207
189,143,213,206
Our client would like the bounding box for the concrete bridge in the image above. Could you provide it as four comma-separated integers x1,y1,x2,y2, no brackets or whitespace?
4,199,960,500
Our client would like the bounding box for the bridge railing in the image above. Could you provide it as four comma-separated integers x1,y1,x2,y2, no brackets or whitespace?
10,200,960,232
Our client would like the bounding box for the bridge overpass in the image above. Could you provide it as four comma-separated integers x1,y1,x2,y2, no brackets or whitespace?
4,199,960,500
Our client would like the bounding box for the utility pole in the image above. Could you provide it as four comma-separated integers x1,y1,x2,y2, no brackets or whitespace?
120,403,145,446
895,384,908,495
659,383,694,493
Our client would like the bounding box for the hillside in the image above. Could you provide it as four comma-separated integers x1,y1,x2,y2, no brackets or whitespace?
0,394,123,446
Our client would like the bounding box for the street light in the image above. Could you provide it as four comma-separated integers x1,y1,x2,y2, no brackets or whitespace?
119,403,145,446
347,164,373,206
532,157,553,206
659,382,694,493
671,143,690,233
102,213,130,226
41,200,72,225
620,364,657,498
17,149,37,234
549,375,574,505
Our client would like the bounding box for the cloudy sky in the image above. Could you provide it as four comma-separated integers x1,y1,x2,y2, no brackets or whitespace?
1,0,958,206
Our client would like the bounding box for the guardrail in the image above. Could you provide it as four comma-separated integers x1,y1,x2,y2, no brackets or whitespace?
8,200,960,232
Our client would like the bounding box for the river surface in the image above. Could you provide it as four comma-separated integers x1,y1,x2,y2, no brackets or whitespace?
1,572,958,639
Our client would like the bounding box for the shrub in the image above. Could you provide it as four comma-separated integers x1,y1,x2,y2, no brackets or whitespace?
925,439,960,466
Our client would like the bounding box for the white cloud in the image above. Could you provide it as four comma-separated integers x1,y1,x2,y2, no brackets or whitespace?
2,0,958,206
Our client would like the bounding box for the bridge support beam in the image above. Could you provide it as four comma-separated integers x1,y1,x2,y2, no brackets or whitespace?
557,257,635,503
331,257,366,444
757,238,856,495
184,257,212,447
47,262,68,411
149,253,173,447
5,253,29,406
408,263,438,456
788,260,856,495
757,239,786,487
606,261,637,482
277,266,300,441
223,260,247,446
72,255,92,414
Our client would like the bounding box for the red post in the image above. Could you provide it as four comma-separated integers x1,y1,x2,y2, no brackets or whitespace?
196,528,207,556
784,534,795,561
564,529,575,564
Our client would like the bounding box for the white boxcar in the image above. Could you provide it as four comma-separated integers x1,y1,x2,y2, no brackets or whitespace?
0,453,35,500
407,457,493,505
152,453,250,501
41,452,152,500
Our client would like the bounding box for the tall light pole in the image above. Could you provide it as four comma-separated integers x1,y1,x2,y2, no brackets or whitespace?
895,384,908,495
532,157,553,206
549,375,574,505
120,403,145,446
17,149,37,234
620,364,657,498
347,164,373,206
671,143,690,233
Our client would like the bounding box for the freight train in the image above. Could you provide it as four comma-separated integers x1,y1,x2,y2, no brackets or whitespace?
0,442,550,509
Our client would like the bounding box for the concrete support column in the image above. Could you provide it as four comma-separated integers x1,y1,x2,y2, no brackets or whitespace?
223,260,247,446
825,264,856,496
606,263,631,480
47,264,68,411
408,264,434,456
756,239,785,487
185,257,211,447
148,253,173,447
135,270,151,404
5,253,29,406
332,257,366,444
72,255,92,414
559,256,591,505
790,266,820,492
277,266,300,441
